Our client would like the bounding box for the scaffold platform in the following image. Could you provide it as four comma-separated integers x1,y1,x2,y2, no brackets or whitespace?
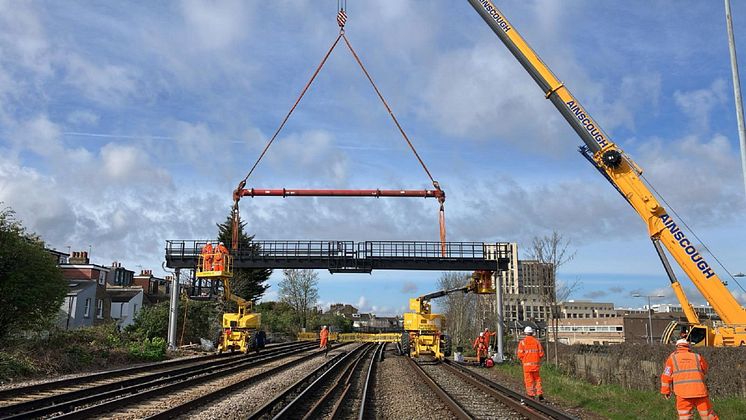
165,240,511,273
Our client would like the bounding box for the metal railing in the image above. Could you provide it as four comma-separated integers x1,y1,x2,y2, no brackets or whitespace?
166,240,509,261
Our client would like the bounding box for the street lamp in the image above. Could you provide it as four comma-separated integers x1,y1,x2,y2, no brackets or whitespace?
632,293,665,344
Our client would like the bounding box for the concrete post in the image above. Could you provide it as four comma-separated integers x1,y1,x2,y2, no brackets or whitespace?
495,266,505,362
167,268,180,350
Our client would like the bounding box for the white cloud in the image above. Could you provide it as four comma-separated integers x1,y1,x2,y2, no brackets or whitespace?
673,79,727,132
66,110,100,126
11,115,63,157
0,1,51,76
100,143,171,185
635,133,745,225
179,0,252,50
268,130,349,184
356,296,368,310
63,55,143,106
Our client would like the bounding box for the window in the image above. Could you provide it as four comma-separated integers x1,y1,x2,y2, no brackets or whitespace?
133,304,138,317
97,299,103,319
84,298,91,318
98,271,106,285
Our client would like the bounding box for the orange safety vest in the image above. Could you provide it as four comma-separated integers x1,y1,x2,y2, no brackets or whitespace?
320,328,329,347
517,335,544,372
482,330,496,347
473,337,487,357
214,244,229,270
201,244,213,270
661,348,709,398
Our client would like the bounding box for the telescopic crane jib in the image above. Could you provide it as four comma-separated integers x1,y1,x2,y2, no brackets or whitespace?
231,5,447,255
466,0,746,346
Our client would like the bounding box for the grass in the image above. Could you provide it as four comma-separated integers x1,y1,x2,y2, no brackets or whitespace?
492,362,746,420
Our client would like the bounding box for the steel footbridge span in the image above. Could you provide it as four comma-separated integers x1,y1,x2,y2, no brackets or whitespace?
165,240,511,273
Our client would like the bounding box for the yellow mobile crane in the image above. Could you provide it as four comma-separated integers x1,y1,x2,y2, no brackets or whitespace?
466,1,746,346
197,250,261,353
402,271,494,359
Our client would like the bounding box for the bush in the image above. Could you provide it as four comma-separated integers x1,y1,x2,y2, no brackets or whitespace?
0,205,67,342
0,352,39,382
128,337,167,361
126,299,221,345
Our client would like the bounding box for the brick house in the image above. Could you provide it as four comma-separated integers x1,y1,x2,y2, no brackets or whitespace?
133,270,170,305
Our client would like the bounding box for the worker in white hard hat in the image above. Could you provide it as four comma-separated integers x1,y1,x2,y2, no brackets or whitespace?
473,332,488,366
214,241,229,271
320,325,330,357
517,326,545,400
661,339,718,420
200,241,214,271
481,327,496,351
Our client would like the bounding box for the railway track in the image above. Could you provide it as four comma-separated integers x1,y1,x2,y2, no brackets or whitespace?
0,341,316,419
248,342,384,420
408,358,577,420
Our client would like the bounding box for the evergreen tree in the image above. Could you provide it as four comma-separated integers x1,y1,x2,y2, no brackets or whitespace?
0,204,67,341
216,213,271,302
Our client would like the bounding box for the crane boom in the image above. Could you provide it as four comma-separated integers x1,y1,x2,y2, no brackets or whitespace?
466,0,746,326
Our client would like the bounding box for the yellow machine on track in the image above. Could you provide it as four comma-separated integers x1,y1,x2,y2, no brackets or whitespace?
402,270,494,360
197,251,261,354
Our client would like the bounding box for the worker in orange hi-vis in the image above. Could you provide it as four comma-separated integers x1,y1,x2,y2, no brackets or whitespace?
482,327,496,350
319,325,330,357
214,241,229,272
661,339,719,420
517,326,545,400
200,242,214,272
473,332,488,366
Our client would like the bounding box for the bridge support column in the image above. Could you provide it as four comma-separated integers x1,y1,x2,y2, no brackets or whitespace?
495,269,505,363
167,268,180,350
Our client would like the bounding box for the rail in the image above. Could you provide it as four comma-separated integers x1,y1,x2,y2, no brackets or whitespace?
443,359,578,420
0,342,316,419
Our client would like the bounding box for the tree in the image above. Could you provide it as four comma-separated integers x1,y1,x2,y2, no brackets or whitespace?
278,269,319,329
0,205,67,341
216,213,271,303
526,230,580,364
256,301,297,334
437,272,478,351
127,299,221,344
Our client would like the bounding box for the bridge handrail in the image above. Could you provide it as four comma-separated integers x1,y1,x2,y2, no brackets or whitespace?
166,240,509,261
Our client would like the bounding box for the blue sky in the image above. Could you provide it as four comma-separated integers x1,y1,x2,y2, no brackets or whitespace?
1,1,745,315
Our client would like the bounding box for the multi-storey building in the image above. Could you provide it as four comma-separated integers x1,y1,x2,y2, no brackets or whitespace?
558,300,617,319
329,303,358,318
478,243,555,332
58,251,111,327
109,262,135,286
133,270,170,305
652,303,718,319
108,286,144,329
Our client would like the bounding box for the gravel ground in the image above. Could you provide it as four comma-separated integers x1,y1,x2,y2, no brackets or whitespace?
372,348,458,420
0,353,211,393
181,344,356,420
95,346,327,420
463,363,604,420
418,362,523,419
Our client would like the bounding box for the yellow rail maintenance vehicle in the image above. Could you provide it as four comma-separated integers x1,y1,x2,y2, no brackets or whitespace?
402,270,494,360
197,250,261,354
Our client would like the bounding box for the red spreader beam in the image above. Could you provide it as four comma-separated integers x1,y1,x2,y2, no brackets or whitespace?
237,188,445,200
